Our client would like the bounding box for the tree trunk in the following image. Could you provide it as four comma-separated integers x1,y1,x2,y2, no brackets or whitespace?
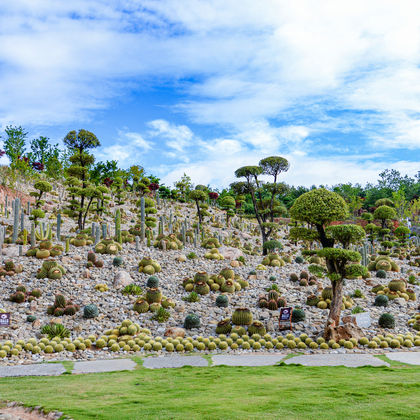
324,279,343,340
261,229,268,255
195,200,202,225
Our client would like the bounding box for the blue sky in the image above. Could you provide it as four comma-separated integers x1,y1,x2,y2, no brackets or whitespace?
0,1,419,189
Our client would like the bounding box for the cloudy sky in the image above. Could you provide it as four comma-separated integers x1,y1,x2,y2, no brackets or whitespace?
0,0,420,188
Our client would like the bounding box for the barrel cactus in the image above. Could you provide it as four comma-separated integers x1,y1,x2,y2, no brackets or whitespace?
232,308,253,326
83,304,99,319
184,313,201,329
216,294,229,308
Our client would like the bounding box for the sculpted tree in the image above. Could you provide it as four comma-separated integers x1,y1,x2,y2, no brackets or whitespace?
290,188,366,340
64,129,101,230
218,195,236,226
373,205,397,229
234,156,289,255
189,189,208,225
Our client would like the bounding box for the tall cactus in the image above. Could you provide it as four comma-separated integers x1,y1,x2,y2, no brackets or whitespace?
140,196,145,242
30,222,36,247
101,223,107,239
56,213,62,241
12,198,20,243
115,208,122,244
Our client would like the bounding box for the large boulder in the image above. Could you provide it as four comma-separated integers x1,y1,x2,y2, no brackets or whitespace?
219,246,243,260
164,327,186,338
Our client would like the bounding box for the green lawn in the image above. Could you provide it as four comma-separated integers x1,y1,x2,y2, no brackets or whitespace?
0,361,419,420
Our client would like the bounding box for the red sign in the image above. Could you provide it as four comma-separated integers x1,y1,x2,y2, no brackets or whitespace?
0,313,10,326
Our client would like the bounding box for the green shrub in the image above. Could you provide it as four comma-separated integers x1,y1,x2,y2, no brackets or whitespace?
151,307,170,323
41,323,70,339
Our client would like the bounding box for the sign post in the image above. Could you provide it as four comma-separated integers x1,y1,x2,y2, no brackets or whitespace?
0,313,10,327
279,307,292,331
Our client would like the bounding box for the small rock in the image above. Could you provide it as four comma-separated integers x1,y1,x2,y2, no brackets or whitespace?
164,327,186,338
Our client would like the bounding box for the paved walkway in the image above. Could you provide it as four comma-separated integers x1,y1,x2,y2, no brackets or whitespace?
0,352,418,377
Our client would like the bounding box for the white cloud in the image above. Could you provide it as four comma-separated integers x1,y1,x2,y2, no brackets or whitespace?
148,119,194,152
95,129,152,166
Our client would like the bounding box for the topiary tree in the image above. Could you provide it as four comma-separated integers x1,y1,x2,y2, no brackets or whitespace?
375,198,394,207
218,195,236,226
373,205,397,229
290,189,366,340
234,156,289,254
189,189,208,225
30,180,52,208
63,129,101,230
394,225,410,243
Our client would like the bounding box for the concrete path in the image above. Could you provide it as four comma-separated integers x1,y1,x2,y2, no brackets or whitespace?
72,358,137,374
284,353,389,367
0,363,65,377
1,352,419,376
143,355,208,369
212,354,285,366
385,352,420,365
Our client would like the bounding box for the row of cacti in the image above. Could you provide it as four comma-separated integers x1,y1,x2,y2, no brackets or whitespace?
182,269,249,295
9,286,42,303
260,253,289,267
1,316,419,359
408,314,420,331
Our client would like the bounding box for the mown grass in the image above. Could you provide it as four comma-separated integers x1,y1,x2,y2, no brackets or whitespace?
0,362,419,420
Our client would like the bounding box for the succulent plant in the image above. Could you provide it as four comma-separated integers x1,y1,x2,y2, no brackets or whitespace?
145,288,162,304
232,308,253,326
248,321,266,336
184,313,201,329
112,256,124,267
215,319,232,334
146,276,159,288
133,299,150,313
378,313,395,328
374,295,389,307
83,304,99,319
216,294,229,308
291,308,305,323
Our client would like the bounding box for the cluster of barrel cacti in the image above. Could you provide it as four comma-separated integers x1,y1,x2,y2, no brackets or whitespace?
371,280,416,301
70,233,93,247
258,289,287,310
305,287,354,310
9,286,42,303
154,234,183,250
204,248,224,260
260,253,287,267
36,260,66,280
94,283,109,292
0,260,23,276
133,284,175,315
289,270,317,286
47,294,80,316
94,238,122,254
367,255,400,272
408,314,420,331
138,257,162,275
182,268,249,295
86,251,104,268
26,241,63,259
201,237,221,249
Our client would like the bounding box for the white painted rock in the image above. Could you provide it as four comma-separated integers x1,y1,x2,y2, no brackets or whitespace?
114,271,132,288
